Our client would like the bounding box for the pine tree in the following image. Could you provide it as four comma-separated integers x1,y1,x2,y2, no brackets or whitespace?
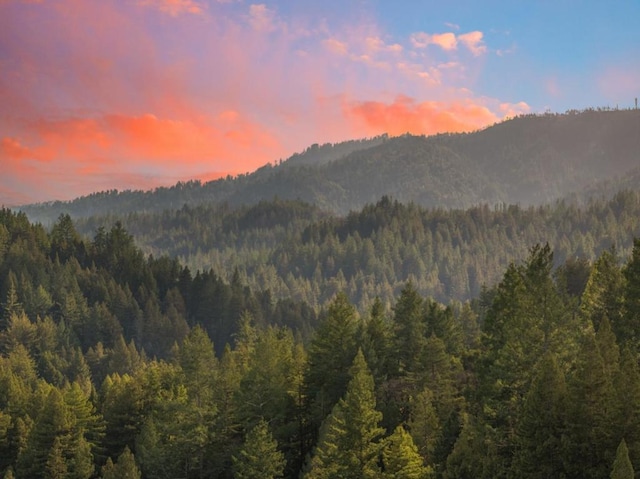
564,334,617,479
16,388,72,478
101,446,141,479
304,292,358,433
305,349,384,479
393,282,426,376
614,347,640,474
624,239,640,350
408,388,440,465
45,436,67,479
382,426,432,479
232,420,285,479
511,353,567,478
611,439,634,479
580,247,624,334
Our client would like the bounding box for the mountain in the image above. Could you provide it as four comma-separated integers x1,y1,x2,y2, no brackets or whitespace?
20,108,640,224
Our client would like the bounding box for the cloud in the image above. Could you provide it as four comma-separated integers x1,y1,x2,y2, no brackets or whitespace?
430,32,458,51
138,0,205,16
410,32,457,50
0,111,283,203
1,137,46,161
458,31,486,56
498,101,531,118
345,95,502,136
323,37,349,56
410,30,486,56
248,3,281,32
364,36,403,54
0,0,525,204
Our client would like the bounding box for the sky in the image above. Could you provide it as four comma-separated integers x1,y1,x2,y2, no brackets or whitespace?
1,0,639,206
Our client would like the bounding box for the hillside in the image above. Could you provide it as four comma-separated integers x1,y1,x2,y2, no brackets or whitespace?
68,191,640,310
21,108,640,223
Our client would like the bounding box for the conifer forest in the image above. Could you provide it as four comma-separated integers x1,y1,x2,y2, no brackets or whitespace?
4,167,640,477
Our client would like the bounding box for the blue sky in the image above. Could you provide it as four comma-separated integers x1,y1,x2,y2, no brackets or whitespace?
1,0,639,205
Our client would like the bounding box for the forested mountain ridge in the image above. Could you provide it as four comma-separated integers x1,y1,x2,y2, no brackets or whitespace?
20,108,640,223
5,205,640,478
71,191,640,310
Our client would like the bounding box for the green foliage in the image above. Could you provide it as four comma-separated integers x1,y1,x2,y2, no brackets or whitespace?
8,195,640,478
305,350,384,479
611,439,634,479
304,293,359,431
382,426,432,479
101,446,141,479
511,353,568,478
232,420,285,479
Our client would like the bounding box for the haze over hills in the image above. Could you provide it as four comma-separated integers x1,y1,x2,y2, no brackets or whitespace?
20,108,640,224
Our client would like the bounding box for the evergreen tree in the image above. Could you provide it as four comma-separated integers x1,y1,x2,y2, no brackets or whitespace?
614,347,640,473
564,334,617,479
611,439,634,479
511,353,567,478
580,247,624,334
393,282,426,376
305,350,384,479
304,293,358,433
232,420,285,479
101,446,141,479
382,426,432,479
624,238,640,350
45,436,67,479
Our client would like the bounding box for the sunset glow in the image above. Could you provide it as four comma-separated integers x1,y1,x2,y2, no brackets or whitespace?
1,0,638,205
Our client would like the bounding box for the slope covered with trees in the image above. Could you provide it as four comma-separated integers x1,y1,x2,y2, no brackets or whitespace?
4,207,640,478
20,108,640,223
67,191,640,311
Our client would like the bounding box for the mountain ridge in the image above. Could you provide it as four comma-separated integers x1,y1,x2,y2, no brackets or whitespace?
20,108,640,224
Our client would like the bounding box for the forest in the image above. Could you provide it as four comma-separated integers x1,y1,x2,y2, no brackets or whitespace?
72,191,640,311
2,202,640,478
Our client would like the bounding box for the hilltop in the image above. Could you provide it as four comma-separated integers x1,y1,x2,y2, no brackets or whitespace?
21,108,640,224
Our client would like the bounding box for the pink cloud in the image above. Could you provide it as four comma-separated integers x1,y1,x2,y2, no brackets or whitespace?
410,30,486,56
430,32,458,51
323,37,349,56
0,0,526,204
458,31,486,56
138,0,205,16
248,3,282,32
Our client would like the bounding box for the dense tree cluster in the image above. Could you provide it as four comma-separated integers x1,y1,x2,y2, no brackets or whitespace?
3,206,640,478
63,191,640,312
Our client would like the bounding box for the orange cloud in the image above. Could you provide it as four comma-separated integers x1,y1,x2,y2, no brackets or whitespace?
1,137,44,160
430,32,458,51
138,0,205,16
411,32,457,50
345,95,504,136
0,110,284,204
